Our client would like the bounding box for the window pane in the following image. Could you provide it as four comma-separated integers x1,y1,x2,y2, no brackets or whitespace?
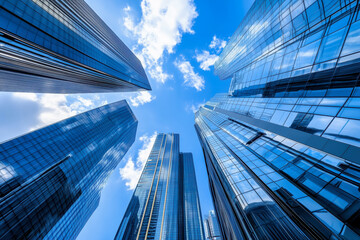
294,40,321,69
341,20,360,56
316,28,347,63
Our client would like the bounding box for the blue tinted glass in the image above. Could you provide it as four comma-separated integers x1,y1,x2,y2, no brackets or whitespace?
294,40,320,69
337,119,360,146
313,211,343,233
0,0,151,93
115,135,205,240
196,0,360,239
0,101,137,239
316,28,347,63
328,14,350,34
306,1,322,25
339,108,360,119
297,196,323,211
341,20,360,56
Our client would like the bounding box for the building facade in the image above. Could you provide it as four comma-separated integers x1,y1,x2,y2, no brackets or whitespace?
204,210,222,240
196,0,360,239
0,0,150,93
0,100,138,239
114,133,205,240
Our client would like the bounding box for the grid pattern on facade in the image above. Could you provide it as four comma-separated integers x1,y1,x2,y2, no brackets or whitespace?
0,100,137,239
215,0,360,83
207,89,360,151
196,1,360,238
204,210,222,240
0,0,150,93
209,0,360,154
196,104,360,239
182,153,206,240
195,110,310,239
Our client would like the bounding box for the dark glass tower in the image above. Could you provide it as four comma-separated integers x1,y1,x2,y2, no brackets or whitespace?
0,100,138,239
0,0,150,93
114,133,205,240
204,210,222,240
196,0,360,239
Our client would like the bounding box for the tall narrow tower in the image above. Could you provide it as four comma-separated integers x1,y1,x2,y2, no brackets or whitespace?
204,210,222,240
115,133,205,240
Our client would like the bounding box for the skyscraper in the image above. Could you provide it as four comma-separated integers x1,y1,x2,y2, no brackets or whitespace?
196,0,360,239
0,0,150,93
115,133,205,240
0,100,138,239
204,210,222,240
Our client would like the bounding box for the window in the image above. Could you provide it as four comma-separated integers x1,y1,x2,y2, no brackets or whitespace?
294,40,321,69
316,27,347,63
341,20,360,56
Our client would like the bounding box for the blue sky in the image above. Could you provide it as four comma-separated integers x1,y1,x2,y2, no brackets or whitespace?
0,0,253,239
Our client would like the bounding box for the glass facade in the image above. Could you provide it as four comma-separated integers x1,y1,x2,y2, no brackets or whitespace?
204,210,222,240
196,0,360,239
114,133,205,240
0,100,138,239
0,0,150,93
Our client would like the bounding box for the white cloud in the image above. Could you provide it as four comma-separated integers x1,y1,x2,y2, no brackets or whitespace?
122,0,198,83
37,94,77,128
10,93,107,131
209,35,227,53
123,6,135,34
194,35,226,71
119,157,138,189
12,92,38,101
249,21,269,36
195,50,219,71
69,96,97,113
186,101,205,113
129,91,156,107
0,162,16,181
124,5,131,12
120,132,157,190
174,57,204,91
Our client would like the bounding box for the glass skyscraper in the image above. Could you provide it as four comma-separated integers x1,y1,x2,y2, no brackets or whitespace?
0,0,150,93
204,210,222,240
196,0,360,239
0,100,138,239
114,133,205,240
